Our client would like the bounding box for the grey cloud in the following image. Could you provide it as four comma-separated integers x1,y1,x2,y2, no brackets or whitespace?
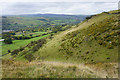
1,2,118,15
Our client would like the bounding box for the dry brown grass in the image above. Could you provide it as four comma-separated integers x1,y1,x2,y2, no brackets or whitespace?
2,59,118,78
85,62,118,78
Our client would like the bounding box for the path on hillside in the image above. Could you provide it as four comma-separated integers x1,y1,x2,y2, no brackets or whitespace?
30,61,112,78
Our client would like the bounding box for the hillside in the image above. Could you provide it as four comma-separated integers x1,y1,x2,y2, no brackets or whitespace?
60,12,119,63
33,10,119,63
2,10,119,78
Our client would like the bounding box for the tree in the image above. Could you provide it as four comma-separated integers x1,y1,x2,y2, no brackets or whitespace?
8,50,11,53
11,49,19,55
4,38,13,44
86,16,92,20
24,54,35,62
30,34,33,37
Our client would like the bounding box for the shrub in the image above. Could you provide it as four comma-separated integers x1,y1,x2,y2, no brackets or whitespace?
31,39,46,52
19,47,24,51
91,60,94,62
11,49,20,55
102,42,107,47
107,57,110,59
49,36,53,39
107,45,114,49
24,54,35,62
4,38,13,44
32,46,39,52
68,66,77,71
30,34,33,37
8,50,11,53
98,40,103,45
86,51,89,54
112,41,117,46
102,12,109,14
86,16,92,20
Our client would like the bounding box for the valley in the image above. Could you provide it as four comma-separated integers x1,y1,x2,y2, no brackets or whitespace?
1,10,119,78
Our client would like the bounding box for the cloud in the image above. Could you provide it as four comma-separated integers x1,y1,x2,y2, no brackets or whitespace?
0,2,118,15
0,0,119,2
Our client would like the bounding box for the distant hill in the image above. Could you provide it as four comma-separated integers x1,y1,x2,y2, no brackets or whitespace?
20,13,88,17
2,14,89,31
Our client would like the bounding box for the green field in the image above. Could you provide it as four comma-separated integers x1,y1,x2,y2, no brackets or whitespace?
32,32,47,37
1,34,50,55
15,31,47,37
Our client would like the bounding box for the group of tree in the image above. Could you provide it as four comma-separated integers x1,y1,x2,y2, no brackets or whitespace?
11,47,24,56
4,38,13,44
31,39,46,52
13,35,32,40
2,31,15,39
10,38,46,57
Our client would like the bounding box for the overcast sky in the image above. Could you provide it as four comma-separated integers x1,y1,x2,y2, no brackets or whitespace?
0,0,119,15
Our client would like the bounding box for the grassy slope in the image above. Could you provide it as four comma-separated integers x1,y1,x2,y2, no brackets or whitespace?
60,14,119,63
33,10,119,63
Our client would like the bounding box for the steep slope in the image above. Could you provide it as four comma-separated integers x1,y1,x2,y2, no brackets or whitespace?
33,10,119,63
60,11,119,63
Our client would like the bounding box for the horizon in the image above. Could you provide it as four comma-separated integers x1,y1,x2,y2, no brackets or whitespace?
0,2,118,15
1,9,118,16
2,13,91,16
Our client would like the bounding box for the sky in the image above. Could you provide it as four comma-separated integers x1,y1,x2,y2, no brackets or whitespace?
0,0,119,15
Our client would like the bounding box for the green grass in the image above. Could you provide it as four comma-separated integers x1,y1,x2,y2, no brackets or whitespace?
31,10,119,63
59,12,119,63
2,34,50,55
32,32,47,37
